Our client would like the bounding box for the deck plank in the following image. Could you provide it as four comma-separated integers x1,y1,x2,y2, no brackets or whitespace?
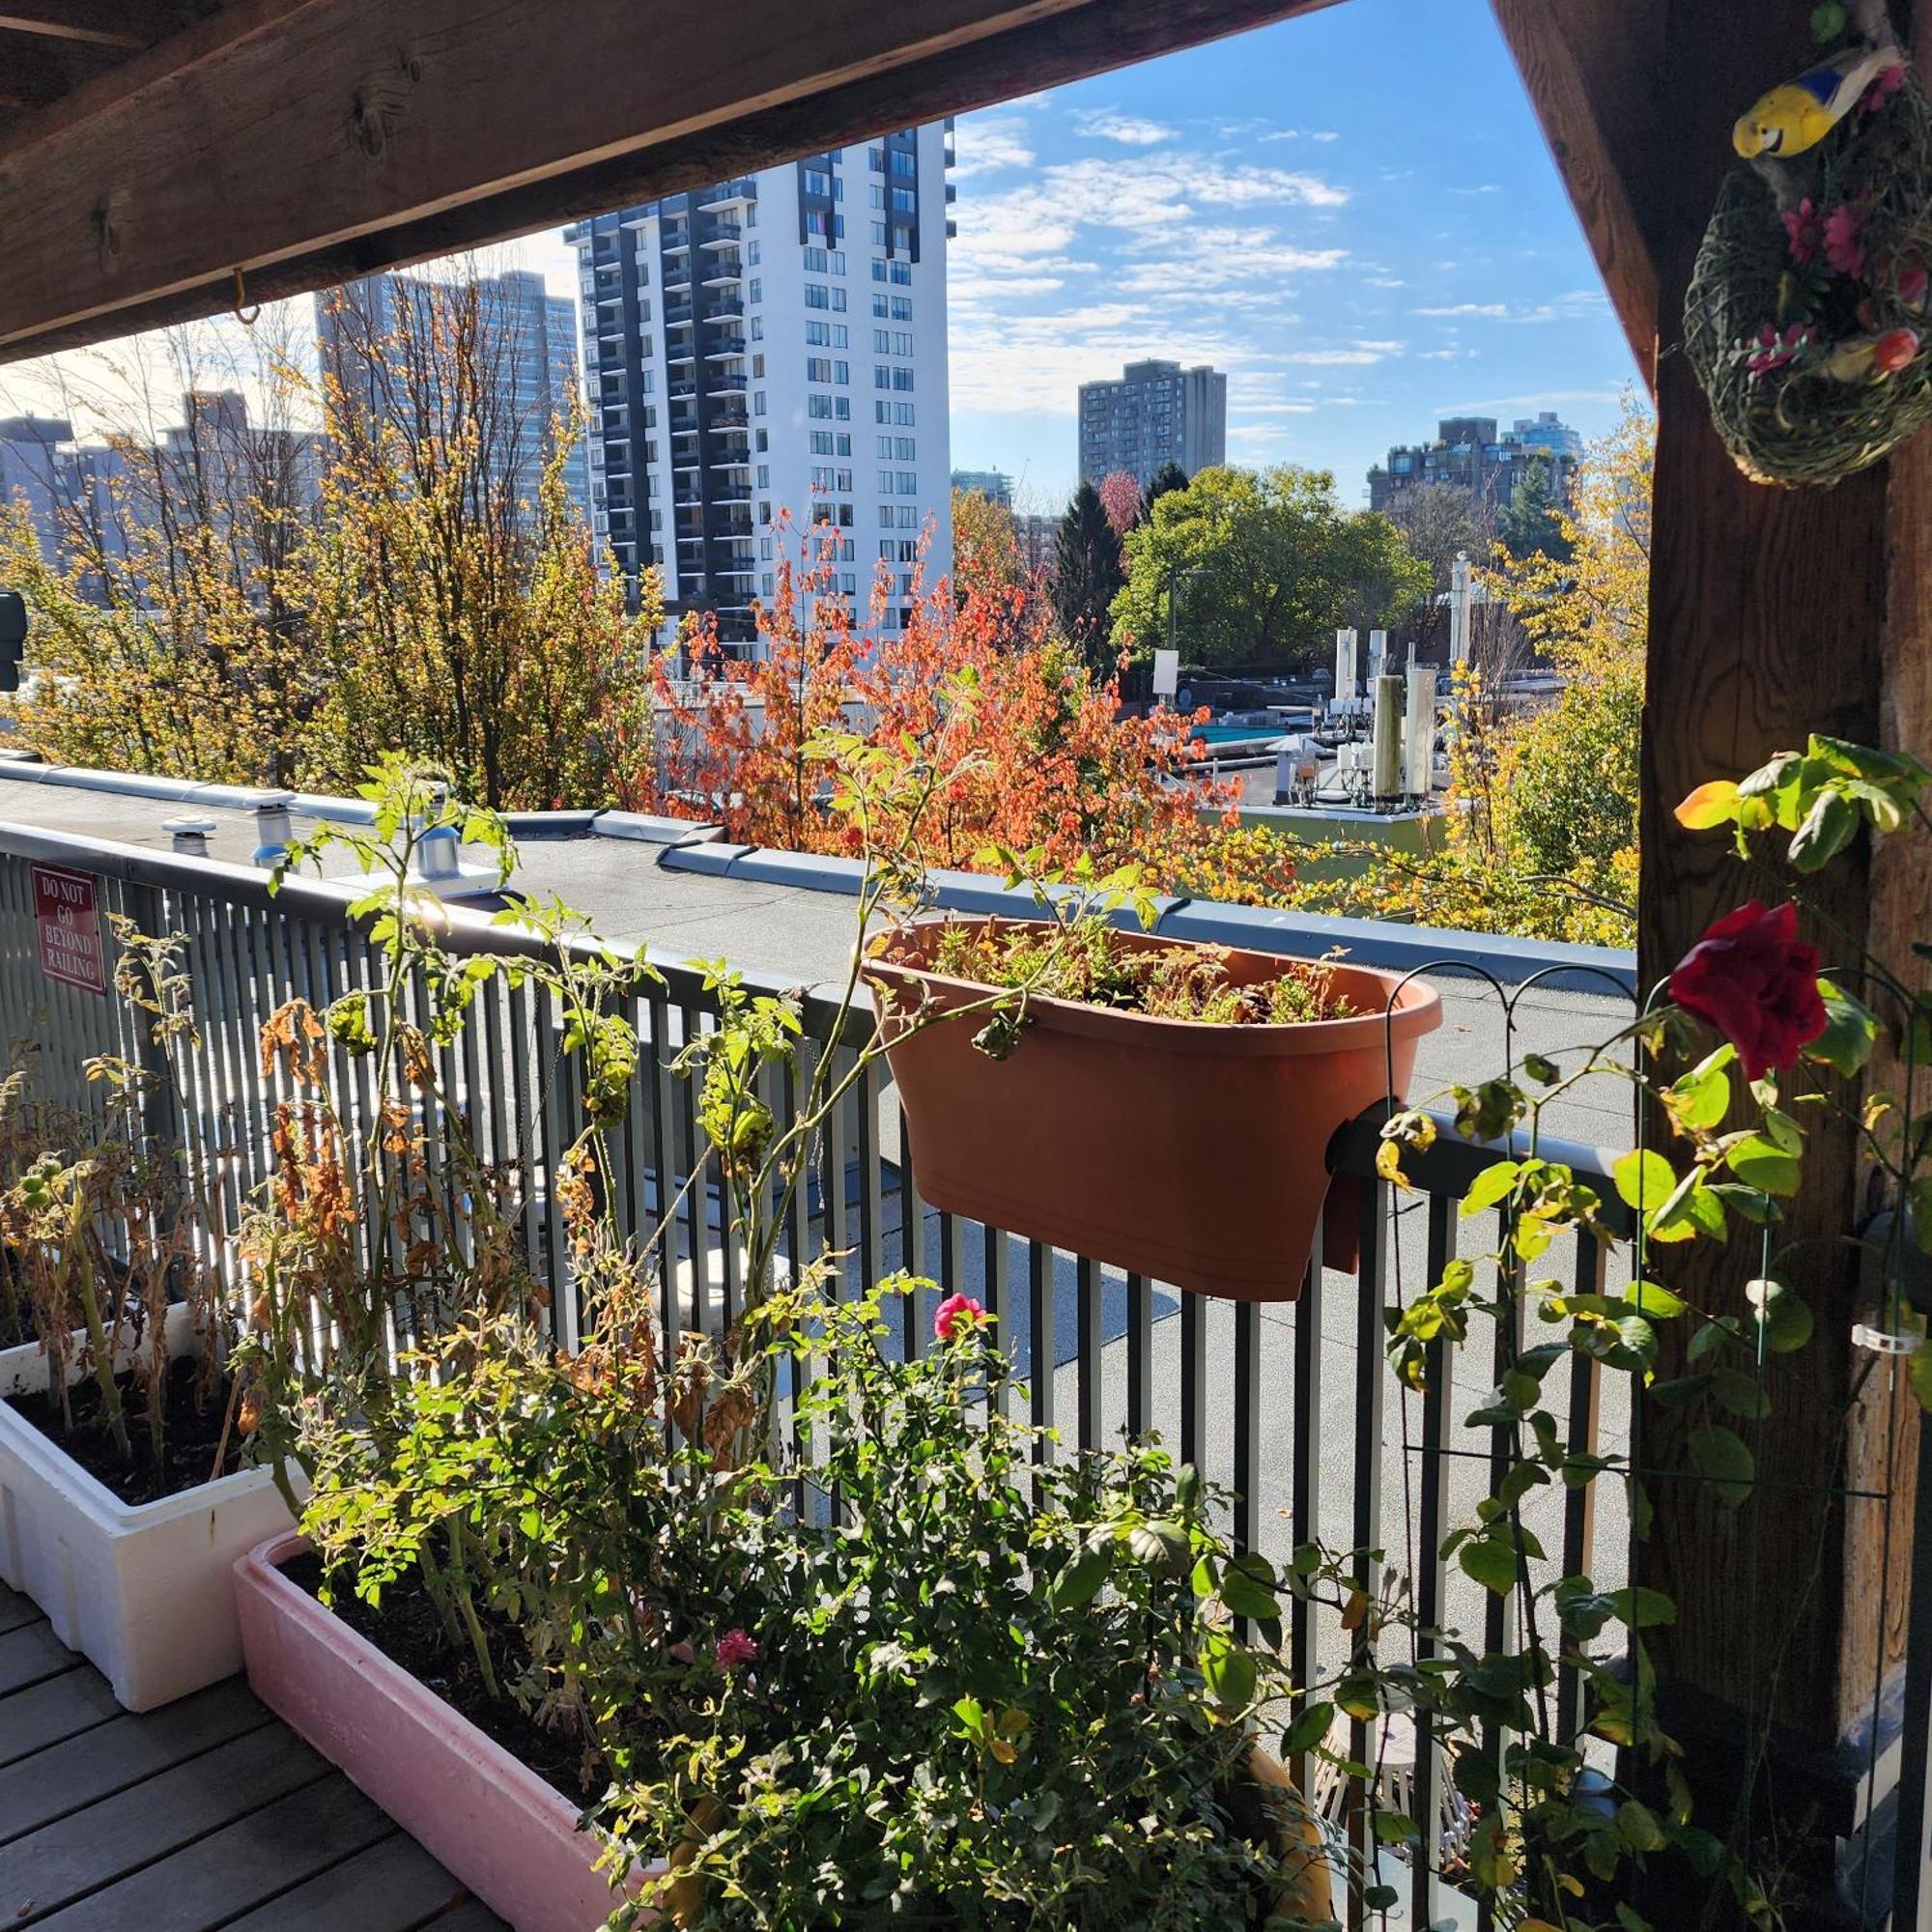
0,1619,78,1694
0,1677,272,1843
2,1721,332,1921
33,1775,399,1931
0,1606,509,1931
0,1666,119,1766
217,1828,499,1931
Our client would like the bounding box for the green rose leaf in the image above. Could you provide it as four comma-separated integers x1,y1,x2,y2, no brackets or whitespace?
1200,1630,1256,1713
1806,979,1879,1077
1050,1545,1110,1609
1460,1535,1520,1596
1689,1424,1755,1506
1613,1149,1676,1213
1665,1047,1734,1132
1461,1160,1520,1217
1724,1134,1800,1198
1281,1700,1335,1756
1788,785,1860,872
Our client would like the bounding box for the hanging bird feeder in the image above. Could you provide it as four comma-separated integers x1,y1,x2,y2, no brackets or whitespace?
1686,9,1932,488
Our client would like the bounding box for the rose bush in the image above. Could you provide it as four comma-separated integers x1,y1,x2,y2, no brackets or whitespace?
1666,898,1828,1079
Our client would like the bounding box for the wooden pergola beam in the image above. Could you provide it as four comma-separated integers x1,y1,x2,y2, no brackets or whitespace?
0,0,1339,361
0,3,163,50
1491,0,1667,387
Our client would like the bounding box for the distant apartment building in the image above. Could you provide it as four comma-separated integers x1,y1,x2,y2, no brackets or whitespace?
2,398,321,593
1014,511,1058,581
1367,411,1582,515
1077,360,1226,489
0,416,84,559
569,126,953,653
952,468,1012,506
317,268,591,530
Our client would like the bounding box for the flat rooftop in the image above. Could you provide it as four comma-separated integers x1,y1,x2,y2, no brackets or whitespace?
0,760,1637,1153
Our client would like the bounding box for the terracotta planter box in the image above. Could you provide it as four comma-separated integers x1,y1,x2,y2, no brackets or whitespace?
0,1301,293,1710
867,921,1441,1301
236,1530,654,1932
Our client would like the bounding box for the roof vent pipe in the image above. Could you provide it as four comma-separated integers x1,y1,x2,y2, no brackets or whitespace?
1371,674,1405,801
248,790,296,869
1405,666,1439,799
162,814,215,858
413,783,462,883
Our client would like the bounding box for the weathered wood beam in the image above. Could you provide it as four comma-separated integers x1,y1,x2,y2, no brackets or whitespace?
0,26,122,104
1490,0,1667,387
0,3,163,50
1632,0,1927,1912
0,0,1341,360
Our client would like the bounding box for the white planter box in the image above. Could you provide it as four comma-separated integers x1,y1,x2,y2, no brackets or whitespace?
0,1301,294,1710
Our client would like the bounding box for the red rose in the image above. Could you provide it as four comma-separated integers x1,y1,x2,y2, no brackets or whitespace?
1667,900,1827,1081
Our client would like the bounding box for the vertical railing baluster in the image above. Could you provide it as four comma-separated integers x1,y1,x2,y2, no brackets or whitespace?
1180,1290,1207,1471
1412,1192,1455,1932
1125,1272,1151,1440
1232,1297,1262,1615
1289,1207,1325,1793
1076,1254,1102,1455
1559,1229,1606,1744
855,1059,884,1303
1028,1240,1054,1461
647,990,679,1347
1349,1171,1388,1911
677,1002,711,1331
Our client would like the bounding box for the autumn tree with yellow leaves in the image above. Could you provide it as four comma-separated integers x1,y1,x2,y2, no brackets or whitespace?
2,280,660,810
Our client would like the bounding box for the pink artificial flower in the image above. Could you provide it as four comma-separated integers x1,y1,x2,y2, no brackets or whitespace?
1746,323,1812,380
1825,202,1865,278
1898,259,1929,308
933,1292,987,1343
1781,197,1822,265
1860,60,1908,115
715,1629,758,1670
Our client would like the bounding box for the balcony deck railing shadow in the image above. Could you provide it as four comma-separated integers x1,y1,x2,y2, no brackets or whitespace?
0,817,1916,1924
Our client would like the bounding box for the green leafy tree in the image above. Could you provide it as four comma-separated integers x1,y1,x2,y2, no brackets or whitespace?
1496,453,1574,564
1050,480,1124,669
1111,465,1429,669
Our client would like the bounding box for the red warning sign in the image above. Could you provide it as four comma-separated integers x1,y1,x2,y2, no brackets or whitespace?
32,864,105,996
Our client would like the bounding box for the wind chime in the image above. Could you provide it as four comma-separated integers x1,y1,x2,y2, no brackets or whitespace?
1686,0,1932,486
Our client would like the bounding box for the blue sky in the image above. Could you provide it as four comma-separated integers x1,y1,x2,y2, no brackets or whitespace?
940,0,1641,510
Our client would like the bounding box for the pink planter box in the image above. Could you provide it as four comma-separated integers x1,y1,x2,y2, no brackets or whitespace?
235,1531,656,1931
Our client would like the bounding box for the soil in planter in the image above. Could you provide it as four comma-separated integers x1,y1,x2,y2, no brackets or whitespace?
6,1354,247,1505
281,1550,602,1805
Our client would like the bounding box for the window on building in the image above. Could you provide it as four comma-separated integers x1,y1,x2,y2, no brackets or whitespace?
868,145,885,171
891,296,912,321
891,148,916,177
876,434,893,457
891,260,911,285
747,241,760,265
892,368,915,391
754,389,768,414
895,436,915,460
836,396,850,419
756,464,770,487
807,321,831,346
752,354,765,378
831,324,848,348
809,396,833,418
807,284,830,309
807,356,832,382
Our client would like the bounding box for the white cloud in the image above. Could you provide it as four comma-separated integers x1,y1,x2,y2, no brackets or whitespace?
1274,345,1399,366
1073,109,1178,147
951,114,1035,179
1415,302,1510,318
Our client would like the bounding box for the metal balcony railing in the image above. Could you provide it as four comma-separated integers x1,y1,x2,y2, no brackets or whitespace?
6,811,1920,1926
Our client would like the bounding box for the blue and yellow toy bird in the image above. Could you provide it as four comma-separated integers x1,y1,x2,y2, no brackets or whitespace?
1733,44,1906,157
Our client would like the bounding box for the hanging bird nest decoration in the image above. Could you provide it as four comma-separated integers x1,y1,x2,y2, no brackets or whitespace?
1686,43,1932,489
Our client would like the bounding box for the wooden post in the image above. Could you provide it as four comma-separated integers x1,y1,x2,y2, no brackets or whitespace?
1632,0,1930,1917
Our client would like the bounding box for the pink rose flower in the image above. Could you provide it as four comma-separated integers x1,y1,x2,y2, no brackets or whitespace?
933,1292,987,1343
715,1629,758,1670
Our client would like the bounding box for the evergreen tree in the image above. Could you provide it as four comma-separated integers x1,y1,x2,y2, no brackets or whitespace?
1496,455,1573,564
1051,481,1125,670
1146,459,1189,505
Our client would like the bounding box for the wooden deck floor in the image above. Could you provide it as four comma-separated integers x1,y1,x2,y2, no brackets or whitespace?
0,1580,510,1932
